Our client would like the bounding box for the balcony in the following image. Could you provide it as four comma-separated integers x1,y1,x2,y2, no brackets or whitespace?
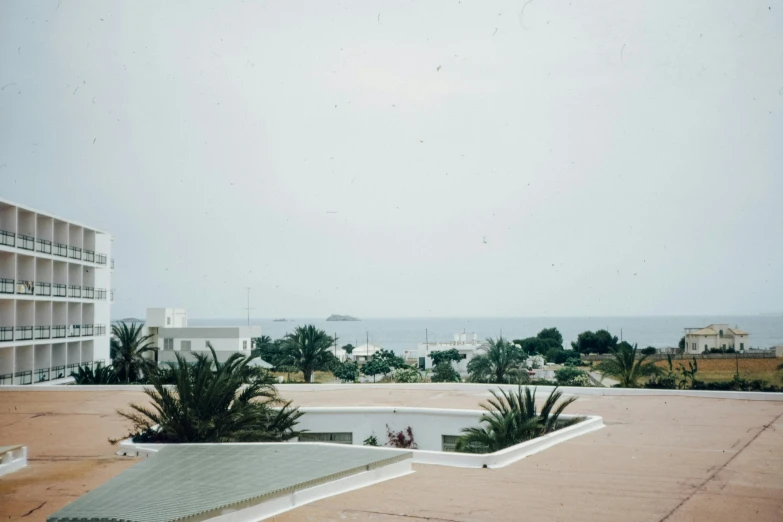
68,246,82,260
97,254,107,265
0,326,12,342
53,242,67,257
35,282,51,296
82,324,94,336
67,285,82,298
16,234,34,251
0,230,14,247
36,368,50,383
0,278,13,294
51,365,65,379
83,250,95,263
15,326,33,341
52,325,66,339
14,371,32,385
83,286,95,299
68,325,81,337
36,239,52,255
53,283,67,297
16,280,34,295
35,325,51,339
95,288,107,300
95,324,106,336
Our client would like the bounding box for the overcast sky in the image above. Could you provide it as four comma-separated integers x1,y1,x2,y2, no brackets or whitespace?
1,0,781,319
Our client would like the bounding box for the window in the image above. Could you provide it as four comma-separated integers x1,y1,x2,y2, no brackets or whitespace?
418,357,425,370
442,435,460,452
692,343,696,350
740,343,744,350
704,344,708,351
719,329,724,336
460,354,467,360
181,340,191,352
163,338,173,350
299,432,353,444
243,340,248,350
167,317,171,325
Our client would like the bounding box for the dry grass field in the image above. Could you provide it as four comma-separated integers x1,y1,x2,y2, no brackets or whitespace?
654,357,783,386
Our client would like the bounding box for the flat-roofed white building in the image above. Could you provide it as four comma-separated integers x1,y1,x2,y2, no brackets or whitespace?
684,324,750,354
0,198,112,385
144,308,261,364
412,332,486,375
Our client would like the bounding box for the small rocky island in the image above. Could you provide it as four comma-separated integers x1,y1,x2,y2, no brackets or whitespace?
326,314,360,321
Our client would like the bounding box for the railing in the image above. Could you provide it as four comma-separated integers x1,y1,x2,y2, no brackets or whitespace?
52,325,66,338
0,278,13,294
0,326,12,342
53,283,66,297
37,238,52,254
37,368,50,382
83,250,95,263
68,325,81,337
35,282,51,296
53,242,67,257
68,246,82,260
83,286,95,299
51,365,65,380
95,288,107,300
14,371,32,385
95,324,106,336
67,285,82,298
16,280,34,295
15,326,33,341
97,254,107,265
82,324,94,336
0,230,14,247
66,363,79,373
34,326,51,339
16,233,34,251
0,373,13,385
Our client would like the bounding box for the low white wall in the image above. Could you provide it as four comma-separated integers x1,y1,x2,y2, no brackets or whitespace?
296,407,483,451
2,382,783,402
0,445,27,477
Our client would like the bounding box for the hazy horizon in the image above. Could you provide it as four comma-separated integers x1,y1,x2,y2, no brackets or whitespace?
2,0,782,320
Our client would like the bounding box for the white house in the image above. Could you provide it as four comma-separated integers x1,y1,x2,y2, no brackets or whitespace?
684,324,750,354
413,332,487,375
349,343,382,363
143,308,262,365
0,198,112,385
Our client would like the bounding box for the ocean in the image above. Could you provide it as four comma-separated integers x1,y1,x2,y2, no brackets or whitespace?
189,315,783,354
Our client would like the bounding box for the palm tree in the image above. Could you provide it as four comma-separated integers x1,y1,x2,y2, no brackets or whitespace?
71,363,119,384
281,325,334,383
595,342,661,388
115,344,303,443
467,337,526,384
111,322,157,383
456,386,580,453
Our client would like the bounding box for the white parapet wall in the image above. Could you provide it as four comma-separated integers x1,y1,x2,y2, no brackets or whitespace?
0,445,27,477
116,408,604,469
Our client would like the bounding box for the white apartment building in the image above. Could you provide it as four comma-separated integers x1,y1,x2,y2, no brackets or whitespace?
0,199,112,385
144,308,262,365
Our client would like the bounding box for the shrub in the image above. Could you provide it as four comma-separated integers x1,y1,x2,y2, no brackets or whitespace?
333,361,359,382
394,367,422,383
431,362,461,383
554,366,589,386
363,435,379,446
640,347,657,356
386,425,417,448
71,363,118,384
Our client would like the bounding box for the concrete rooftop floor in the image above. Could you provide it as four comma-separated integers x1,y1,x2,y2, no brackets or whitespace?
0,387,781,522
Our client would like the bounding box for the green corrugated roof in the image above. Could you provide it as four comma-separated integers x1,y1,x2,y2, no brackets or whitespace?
48,444,411,522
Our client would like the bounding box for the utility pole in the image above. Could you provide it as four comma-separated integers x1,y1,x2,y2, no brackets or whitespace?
243,287,254,326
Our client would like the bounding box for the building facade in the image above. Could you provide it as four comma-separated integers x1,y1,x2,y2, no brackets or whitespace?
144,308,261,364
0,199,112,384
684,324,750,354
411,332,486,375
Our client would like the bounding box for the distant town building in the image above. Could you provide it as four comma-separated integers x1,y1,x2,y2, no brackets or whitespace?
350,343,382,363
143,308,264,365
0,198,113,385
684,324,749,354
411,332,486,375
